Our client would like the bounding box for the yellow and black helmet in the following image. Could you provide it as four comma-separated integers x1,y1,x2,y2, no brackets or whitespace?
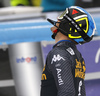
47,6,96,44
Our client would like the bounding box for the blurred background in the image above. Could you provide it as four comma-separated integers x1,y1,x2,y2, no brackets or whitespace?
0,0,100,96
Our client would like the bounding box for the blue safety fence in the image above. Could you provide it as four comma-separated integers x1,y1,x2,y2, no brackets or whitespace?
0,20,53,45
0,17,100,45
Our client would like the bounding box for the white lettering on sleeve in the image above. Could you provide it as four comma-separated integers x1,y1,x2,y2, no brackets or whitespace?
56,68,64,85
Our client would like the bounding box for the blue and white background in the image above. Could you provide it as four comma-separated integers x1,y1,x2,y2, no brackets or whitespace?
0,15,100,96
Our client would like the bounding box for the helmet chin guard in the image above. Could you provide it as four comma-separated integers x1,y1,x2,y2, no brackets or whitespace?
47,18,70,39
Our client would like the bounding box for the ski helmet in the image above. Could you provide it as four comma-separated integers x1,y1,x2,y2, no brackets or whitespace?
47,6,96,44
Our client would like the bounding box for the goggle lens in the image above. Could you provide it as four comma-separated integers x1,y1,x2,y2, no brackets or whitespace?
58,8,68,19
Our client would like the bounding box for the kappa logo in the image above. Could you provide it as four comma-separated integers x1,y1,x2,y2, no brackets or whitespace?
51,54,65,64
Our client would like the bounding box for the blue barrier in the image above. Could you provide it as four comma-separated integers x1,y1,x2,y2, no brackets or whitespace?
0,17,100,45
0,20,53,45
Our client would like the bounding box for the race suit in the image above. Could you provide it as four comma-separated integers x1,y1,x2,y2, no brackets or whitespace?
41,40,86,96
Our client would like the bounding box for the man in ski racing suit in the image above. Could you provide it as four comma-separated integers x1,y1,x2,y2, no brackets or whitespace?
40,6,96,96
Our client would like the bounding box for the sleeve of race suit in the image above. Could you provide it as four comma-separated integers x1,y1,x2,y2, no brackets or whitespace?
48,47,75,96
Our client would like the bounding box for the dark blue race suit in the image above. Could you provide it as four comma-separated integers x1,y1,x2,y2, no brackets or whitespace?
41,40,86,96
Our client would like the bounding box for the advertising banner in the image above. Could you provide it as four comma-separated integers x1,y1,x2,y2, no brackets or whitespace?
77,39,100,73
